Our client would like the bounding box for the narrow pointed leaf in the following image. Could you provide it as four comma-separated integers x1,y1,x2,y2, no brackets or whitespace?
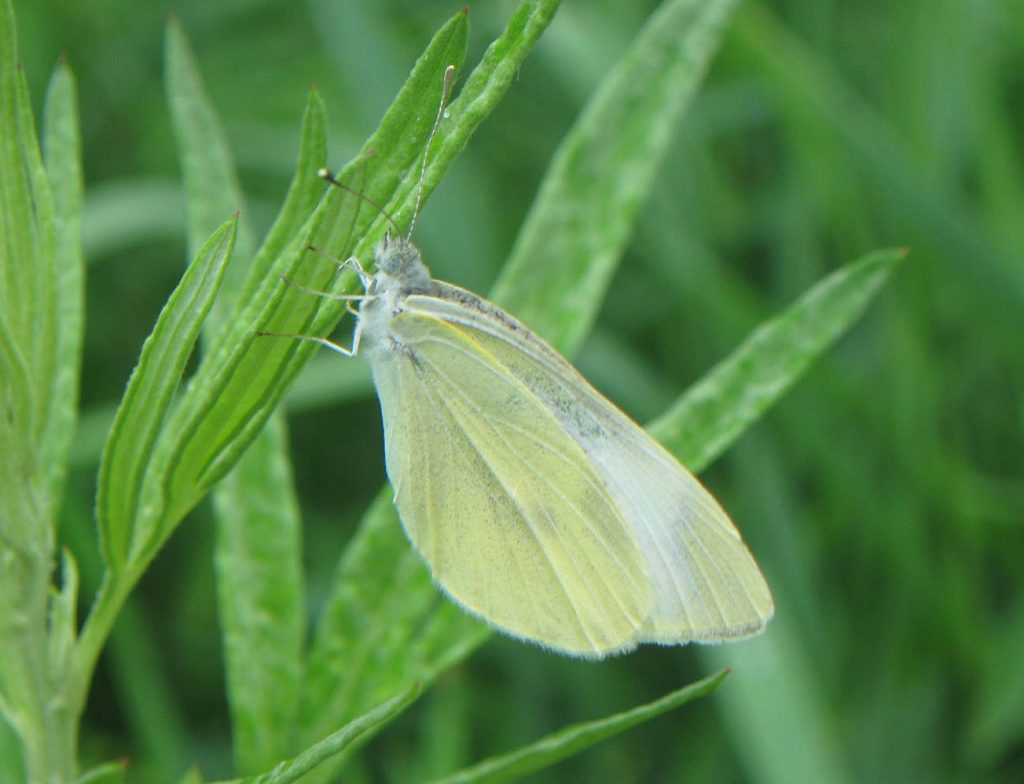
215,683,420,784
213,417,305,774
428,671,729,784
96,218,237,569
75,760,127,784
147,7,470,538
166,18,255,267
492,0,740,355
649,248,906,471
166,24,315,772
0,0,57,440
302,492,488,745
39,61,84,510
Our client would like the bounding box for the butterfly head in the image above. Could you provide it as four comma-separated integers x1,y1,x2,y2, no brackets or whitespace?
374,233,435,295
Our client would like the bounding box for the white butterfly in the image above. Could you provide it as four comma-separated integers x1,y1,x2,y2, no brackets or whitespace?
293,64,771,658
304,228,773,658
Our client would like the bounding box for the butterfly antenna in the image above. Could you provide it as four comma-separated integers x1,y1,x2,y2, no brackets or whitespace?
407,64,456,242
317,168,403,236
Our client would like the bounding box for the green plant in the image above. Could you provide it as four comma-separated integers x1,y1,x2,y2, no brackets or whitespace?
0,0,902,781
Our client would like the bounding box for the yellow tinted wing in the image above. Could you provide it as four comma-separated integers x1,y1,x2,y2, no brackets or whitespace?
371,311,652,657
410,286,773,642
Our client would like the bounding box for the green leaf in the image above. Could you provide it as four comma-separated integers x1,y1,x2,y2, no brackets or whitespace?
0,0,57,448
0,7,66,778
0,0,56,550
166,24,316,773
216,683,421,784
301,493,489,749
702,619,852,784
95,217,237,570
75,759,127,784
237,88,329,305
165,17,255,267
39,59,84,511
492,0,740,355
0,711,24,782
147,7,470,538
410,0,564,230
213,416,305,774
426,670,729,784
649,248,907,471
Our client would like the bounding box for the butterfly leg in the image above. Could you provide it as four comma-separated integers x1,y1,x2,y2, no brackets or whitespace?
255,330,360,358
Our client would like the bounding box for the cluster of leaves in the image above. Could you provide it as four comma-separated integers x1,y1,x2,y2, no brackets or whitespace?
0,0,915,781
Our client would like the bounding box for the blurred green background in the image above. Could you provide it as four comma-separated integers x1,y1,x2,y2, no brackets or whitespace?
11,0,1024,781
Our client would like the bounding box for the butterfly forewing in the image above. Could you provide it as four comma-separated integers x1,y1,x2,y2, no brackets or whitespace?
371,309,653,657
404,285,774,643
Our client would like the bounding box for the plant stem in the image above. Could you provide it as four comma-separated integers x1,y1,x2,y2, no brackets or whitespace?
68,570,134,717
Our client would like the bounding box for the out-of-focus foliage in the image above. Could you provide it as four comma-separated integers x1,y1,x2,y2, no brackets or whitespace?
8,0,1023,782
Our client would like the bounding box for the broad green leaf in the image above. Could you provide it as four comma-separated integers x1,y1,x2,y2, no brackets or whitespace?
492,0,740,355
649,248,906,471
96,218,237,569
427,670,729,784
39,60,84,510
